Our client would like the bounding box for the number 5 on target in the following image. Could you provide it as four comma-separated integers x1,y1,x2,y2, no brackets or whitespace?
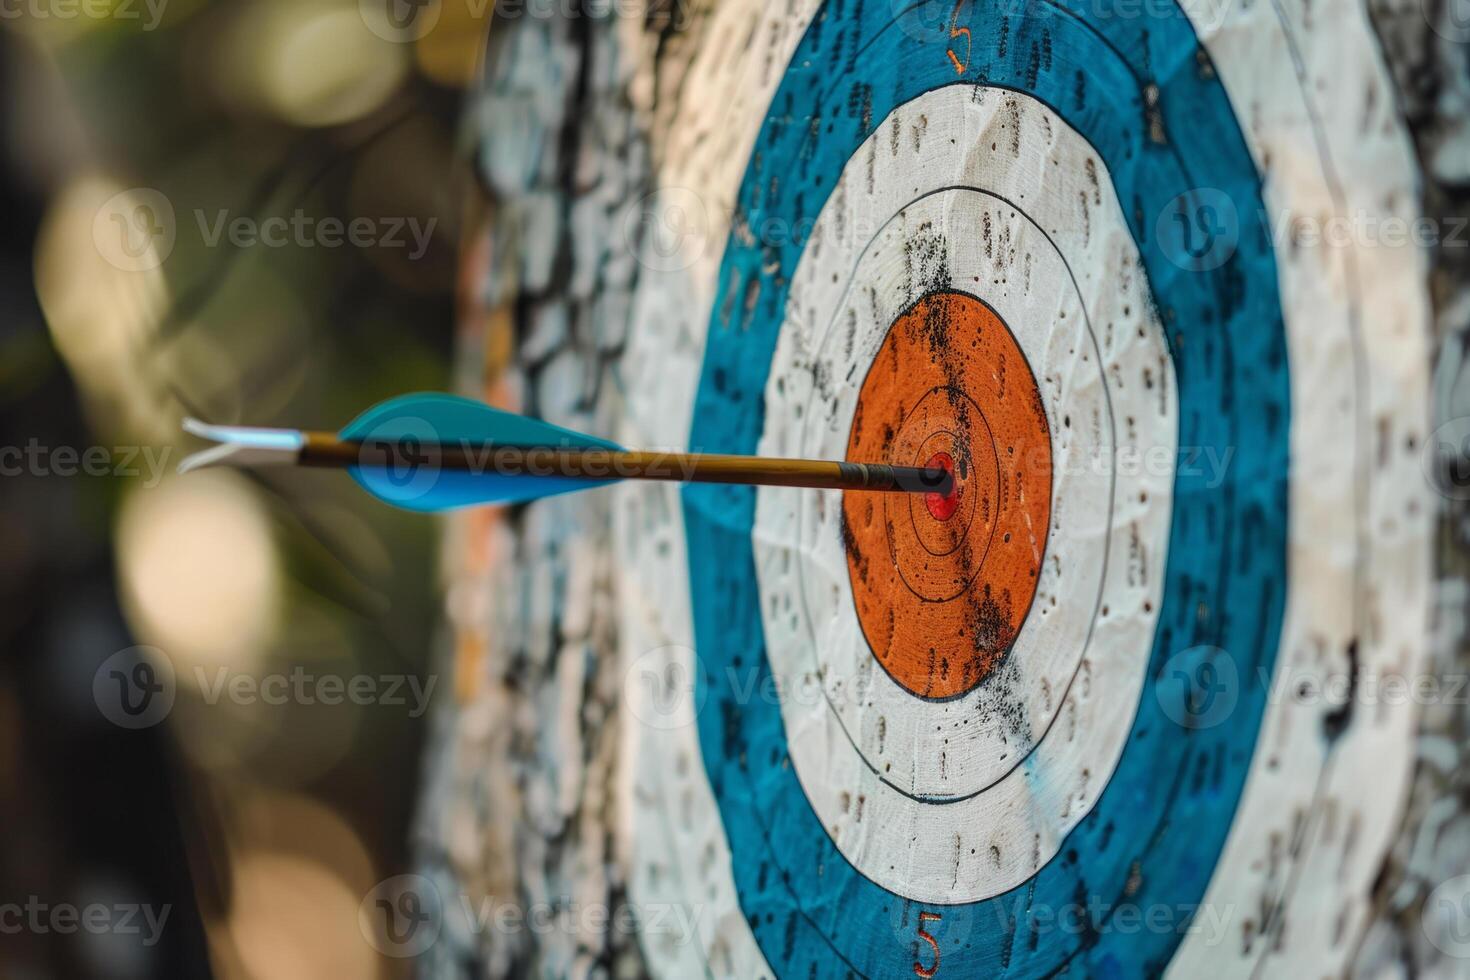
947,1,971,75
914,911,942,978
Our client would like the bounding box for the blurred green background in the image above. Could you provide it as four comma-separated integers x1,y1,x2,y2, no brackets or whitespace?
0,2,487,975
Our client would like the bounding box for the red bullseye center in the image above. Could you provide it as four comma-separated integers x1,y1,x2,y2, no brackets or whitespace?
924,452,961,521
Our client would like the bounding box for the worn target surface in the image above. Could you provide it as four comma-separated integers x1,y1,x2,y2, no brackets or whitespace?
613,0,1433,977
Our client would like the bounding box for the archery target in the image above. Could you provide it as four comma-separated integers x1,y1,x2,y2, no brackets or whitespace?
754,90,1174,903
611,0,1433,976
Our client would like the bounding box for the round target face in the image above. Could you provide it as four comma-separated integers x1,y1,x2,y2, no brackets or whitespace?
749,86,1181,918
610,0,1433,977
670,1,1287,970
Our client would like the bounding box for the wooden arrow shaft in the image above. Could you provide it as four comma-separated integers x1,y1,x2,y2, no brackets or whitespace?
298,433,952,495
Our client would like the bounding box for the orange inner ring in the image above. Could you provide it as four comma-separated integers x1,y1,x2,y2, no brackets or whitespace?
843,292,1052,700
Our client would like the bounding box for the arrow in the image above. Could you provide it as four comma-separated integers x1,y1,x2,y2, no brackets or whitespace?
178,393,954,512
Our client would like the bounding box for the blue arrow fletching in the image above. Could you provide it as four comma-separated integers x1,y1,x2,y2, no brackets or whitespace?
340,393,624,512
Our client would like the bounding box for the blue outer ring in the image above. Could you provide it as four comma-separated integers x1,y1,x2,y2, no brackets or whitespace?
681,1,1289,976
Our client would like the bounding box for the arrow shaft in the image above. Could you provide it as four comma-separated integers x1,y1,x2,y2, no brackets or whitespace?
299,433,950,494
